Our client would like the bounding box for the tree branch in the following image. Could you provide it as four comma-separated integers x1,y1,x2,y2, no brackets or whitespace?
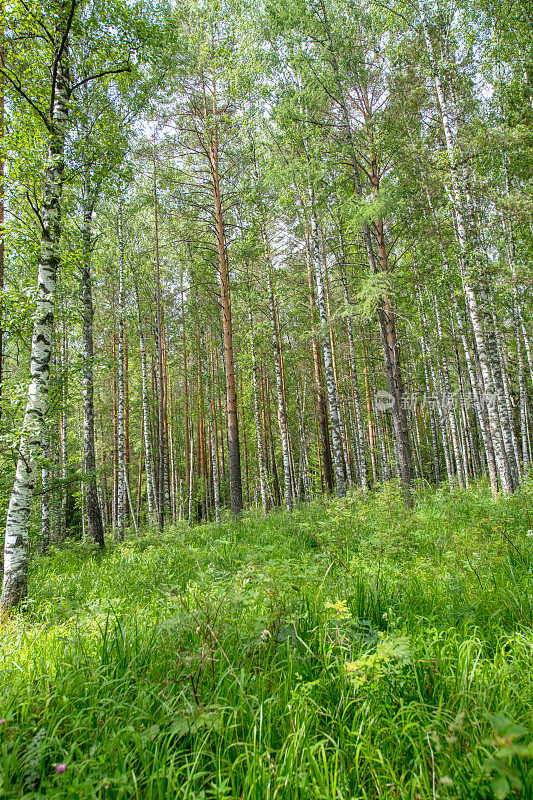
0,66,52,130
25,190,46,233
70,64,132,94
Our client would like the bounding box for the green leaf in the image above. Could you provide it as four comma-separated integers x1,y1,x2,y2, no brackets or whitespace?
485,713,527,741
492,774,510,800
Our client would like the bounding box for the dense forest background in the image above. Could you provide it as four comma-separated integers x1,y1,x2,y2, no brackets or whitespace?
1,0,533,607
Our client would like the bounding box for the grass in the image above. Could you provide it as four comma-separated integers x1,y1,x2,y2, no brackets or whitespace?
1,477,533,799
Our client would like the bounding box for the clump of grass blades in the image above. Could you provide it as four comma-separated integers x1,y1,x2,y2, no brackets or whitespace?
0,479,532,799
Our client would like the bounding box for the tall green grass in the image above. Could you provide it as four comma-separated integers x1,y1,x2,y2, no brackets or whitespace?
1,478,533,799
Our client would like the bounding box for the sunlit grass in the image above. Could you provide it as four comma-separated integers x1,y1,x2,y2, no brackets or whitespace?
1,478,533,798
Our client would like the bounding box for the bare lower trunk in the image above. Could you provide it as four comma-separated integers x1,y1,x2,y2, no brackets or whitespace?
81,185,105,548
337,232,367,490
40,428,51,555
116,207,126,541
265,263,292,512
307,243,334,493
310,208,345,498
517,309,529,471
0,35,4,423
434,298,468,488
153,140,166,530
248,303,269,514
206,334,220,523
134,282,158,526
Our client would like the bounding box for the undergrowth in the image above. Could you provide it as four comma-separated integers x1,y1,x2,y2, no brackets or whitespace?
1,478,533,799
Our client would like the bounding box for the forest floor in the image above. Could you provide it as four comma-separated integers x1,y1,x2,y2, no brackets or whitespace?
1,479,533,800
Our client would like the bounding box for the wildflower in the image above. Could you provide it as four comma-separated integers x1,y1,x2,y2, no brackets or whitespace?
325,599,352,620
0,719,5,724
526,530,533,538
55,764,67,774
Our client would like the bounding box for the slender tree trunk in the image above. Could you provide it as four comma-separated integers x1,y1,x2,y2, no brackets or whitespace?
1,50,69,612
203,73,243,514
264,258,292,512
0,30,4,423
59,294,69,537
80,183,105,548
309,206,345,498
337,228,368,490
162,320,171,516
434,297,468,487
248,301,269,514
206,331,220,523
307,239,334,493
116,207,126,541
211,170,242,513
488,280,521,480
152,140,166,530
40,428,51,555
265,371,281,506
517,309,529,471
188,429,195,526
418,292,454,485
362,337,378,483
180,279,191,513
134,282,158,526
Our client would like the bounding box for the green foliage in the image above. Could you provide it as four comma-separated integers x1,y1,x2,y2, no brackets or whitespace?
1,481,532,798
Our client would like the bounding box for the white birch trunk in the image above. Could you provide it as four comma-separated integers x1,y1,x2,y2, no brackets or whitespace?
434,298,468,488
418,289,454,485
419,0,514,494
517,313,529,471
452,294,499,491
188,430,195,526
310,209,346,498
40,427,51,555
116,207,126,540
60,300,68,538
1,55,69,611
267,270,293,513
248,303,269,515
133,282,158,526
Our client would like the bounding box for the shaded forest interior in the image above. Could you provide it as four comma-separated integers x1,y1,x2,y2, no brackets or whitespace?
0,0,532,604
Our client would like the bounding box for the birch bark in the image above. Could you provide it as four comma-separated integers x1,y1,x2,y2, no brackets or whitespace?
310,208,346,498
40,428,51,555
116,207,126,540
337,229,368,490
248,301,269,515
419,0,515,494
1,47,69,611
134,281,158,526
